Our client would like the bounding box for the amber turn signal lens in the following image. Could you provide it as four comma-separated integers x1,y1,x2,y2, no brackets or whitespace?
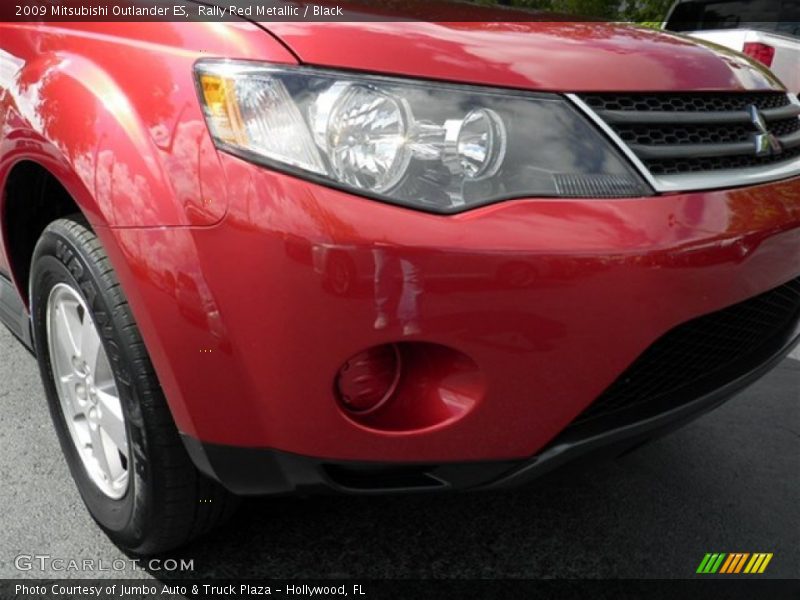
199,74,247,145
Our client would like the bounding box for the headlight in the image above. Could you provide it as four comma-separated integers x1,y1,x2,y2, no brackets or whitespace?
195,60,650,213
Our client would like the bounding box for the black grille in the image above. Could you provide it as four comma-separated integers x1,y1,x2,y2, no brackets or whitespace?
772,118,800,137
648,146,800,176
573,277,800,424
583,92,791,113
615,117,800,147
579,92,800,177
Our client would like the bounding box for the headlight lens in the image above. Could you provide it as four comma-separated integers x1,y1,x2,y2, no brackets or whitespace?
196,61,650,213
325,84,413,192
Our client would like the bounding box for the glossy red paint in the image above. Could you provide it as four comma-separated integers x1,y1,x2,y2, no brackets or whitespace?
0,18,798,464
265,20,784,92
93,160,800,461
0,22,296,238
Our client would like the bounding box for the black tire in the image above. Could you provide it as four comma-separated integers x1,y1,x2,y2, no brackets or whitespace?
30,215,237,555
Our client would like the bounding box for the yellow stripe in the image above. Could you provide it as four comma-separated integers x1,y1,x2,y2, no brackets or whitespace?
758,554,774,574
719,554,736,574
744,554,760,573
734,553,750,573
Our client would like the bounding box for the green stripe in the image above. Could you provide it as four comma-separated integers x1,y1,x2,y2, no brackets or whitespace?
710,553,727,573
697,554,713,573
703,553,719,573
703,554,719,573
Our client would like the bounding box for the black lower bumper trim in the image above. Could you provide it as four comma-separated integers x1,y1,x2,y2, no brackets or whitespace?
0,274,33,352
182,329,800,497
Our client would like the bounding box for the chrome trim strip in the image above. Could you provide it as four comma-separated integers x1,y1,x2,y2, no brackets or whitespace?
566,93,660,191
567,92,800,193
653,160,800,192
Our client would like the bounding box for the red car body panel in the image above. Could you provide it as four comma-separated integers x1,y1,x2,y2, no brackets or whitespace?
0,17,799,466
265,20,783,92
96,164,800,461
0,22,296,234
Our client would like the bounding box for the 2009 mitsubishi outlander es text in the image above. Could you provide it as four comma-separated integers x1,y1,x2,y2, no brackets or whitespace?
0,5,799,554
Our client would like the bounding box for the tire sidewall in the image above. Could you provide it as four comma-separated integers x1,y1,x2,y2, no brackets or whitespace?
30,223,151,548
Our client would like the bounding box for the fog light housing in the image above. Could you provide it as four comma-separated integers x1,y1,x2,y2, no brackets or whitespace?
336,344,402,414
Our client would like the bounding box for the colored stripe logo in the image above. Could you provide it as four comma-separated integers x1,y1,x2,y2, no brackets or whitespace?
697,553,773,574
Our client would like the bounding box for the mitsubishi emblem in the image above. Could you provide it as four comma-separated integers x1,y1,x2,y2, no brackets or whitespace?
748,105,783,157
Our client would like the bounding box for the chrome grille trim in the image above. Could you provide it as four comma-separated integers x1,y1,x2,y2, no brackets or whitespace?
567,92,800,193
566,93,661,191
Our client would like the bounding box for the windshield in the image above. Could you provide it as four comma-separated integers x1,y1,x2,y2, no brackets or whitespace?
665,0,800,38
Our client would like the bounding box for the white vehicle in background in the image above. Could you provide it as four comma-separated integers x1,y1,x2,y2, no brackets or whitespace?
663,0,800,93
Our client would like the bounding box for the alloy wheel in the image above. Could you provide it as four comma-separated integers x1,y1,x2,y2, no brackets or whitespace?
46,283,129,499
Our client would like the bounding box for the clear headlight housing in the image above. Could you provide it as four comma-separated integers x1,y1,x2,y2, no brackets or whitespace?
195,60,650,213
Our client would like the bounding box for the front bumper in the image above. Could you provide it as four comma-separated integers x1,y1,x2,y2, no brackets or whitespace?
182,320,800,495
96,159,800,473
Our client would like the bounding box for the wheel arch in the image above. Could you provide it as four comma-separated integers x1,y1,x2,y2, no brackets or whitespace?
0,47,223,235
1,159,88,307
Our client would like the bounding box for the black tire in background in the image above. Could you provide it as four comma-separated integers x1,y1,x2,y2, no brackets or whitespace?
30,215,237,555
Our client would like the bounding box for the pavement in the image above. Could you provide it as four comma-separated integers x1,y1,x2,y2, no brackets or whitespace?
0,323,797,581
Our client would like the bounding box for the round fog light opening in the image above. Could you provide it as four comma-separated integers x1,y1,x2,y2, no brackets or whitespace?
336,344,402,414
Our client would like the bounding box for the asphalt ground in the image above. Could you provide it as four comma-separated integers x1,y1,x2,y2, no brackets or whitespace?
0,324,797,581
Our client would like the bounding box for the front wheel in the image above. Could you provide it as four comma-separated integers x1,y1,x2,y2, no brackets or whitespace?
30,216,237,555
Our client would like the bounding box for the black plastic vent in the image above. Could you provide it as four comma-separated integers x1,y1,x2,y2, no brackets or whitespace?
573,277,800,424
553,174,645,197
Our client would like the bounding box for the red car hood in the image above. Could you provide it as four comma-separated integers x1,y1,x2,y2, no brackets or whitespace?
263,19,783,92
